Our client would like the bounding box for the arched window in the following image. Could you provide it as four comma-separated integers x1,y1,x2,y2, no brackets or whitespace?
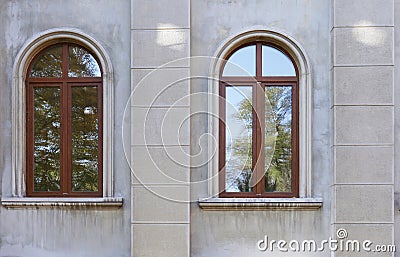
219,42,299,198
26,43,103,197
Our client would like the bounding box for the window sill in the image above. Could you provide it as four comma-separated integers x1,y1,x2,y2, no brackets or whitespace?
1,197,123,209
198,197,323,211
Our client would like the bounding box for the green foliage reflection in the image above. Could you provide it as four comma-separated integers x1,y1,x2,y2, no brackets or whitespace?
264,87,292,192
229,86,292,192
71,87,99,192
33,87,61,191
30,47,62,78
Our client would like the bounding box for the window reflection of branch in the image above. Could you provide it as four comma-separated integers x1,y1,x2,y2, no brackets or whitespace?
69,47,100,77
229,87,292,192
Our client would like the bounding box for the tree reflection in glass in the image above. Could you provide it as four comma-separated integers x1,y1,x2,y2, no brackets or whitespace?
265,87,292,192
68,46,101,77
30,46,62,78
221,43,296,195
71,86,99,192
225,86,253,192
33,87,61,191
227,86,292,193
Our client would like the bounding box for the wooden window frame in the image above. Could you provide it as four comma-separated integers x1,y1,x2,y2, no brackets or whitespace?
25,43,103,197
219,42,299,198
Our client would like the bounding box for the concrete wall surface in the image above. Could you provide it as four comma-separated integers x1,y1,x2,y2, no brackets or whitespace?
0,1,131,256
190,1,331,256
0,0,398,257
332,0,395,256
394,0,400,255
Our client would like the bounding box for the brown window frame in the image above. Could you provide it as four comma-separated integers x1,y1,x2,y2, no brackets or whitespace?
219,42,299,198
25,43,103,197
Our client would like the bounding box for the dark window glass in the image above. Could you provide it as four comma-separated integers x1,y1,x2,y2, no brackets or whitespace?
71,86,99,192
33,86,61,191
30,46,63,78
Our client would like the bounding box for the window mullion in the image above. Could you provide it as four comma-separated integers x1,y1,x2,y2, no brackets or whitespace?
60,82,70,195
25,83,34,196
251,83,257,193
292,82,300,197
256,43,262,79
97,83,104,196
219,82,226,193
255,43,265,195
62,44,68,79
66,84,72,195
253,82,265,195
61,44,70,196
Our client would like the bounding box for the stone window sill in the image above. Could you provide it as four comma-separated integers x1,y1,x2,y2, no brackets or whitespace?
1,197,123,209
198,197,323,211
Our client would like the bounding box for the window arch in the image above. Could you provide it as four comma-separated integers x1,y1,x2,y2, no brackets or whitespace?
26,43,103,197
219,42,299,197
11,29,114,198
208,30,312,198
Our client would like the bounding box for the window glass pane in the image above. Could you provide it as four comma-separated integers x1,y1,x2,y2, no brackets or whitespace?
222,45,256,76
68,46,101,77
265,86,292,192
30,46,62,78
262,46,295,76
71,86,99,192
225,86,253,192
33,87,61,191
